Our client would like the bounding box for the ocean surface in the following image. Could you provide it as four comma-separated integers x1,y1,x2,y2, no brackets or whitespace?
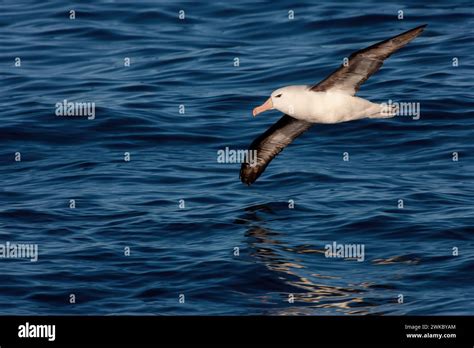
0,0,473,315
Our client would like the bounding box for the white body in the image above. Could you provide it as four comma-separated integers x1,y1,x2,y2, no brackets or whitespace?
270,85,395,123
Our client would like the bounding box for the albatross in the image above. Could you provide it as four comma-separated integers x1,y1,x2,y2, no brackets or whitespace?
240,24,426,185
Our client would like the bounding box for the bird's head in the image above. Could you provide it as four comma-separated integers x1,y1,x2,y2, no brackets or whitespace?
252,86,307,117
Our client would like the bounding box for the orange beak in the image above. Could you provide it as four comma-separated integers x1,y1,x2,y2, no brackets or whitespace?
252,98,273,117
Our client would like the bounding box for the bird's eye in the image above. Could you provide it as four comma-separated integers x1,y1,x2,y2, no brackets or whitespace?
275,94,282,98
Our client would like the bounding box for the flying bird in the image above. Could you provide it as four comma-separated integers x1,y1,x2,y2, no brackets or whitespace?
240,24,426,185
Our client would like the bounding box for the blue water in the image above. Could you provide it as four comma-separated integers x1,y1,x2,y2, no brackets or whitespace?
0,0,473,315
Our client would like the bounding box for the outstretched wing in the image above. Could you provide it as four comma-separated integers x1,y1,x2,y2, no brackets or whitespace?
240,115,312,185
311,24,427,95
241,25,426,185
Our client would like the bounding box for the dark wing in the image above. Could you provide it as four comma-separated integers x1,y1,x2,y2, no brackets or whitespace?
311,24,427,95
240,115,312,185
240,25,426,185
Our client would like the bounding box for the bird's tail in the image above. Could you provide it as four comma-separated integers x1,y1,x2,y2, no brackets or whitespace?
367,103,399,119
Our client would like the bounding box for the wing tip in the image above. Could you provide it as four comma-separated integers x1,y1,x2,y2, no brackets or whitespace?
415,24,428,32
406,24,428,36
240,163,257,186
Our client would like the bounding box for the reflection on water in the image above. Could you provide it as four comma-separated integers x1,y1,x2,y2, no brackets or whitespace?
242,204,378,315
372,255,421,265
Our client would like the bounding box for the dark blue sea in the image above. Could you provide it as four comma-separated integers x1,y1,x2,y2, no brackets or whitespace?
0,0,473,315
